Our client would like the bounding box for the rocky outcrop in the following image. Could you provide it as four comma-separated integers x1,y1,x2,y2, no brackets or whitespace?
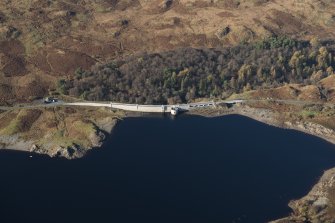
0,135,34,151
271,168,335,223
0,109,120,159
285,121,335,144
162,0,173,9
189,102,335,145
215,26,231,39
95,117,119,133
32,126,108,159
29,143,88,159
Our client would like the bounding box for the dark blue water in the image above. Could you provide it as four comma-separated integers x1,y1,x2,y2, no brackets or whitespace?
1,115,335,223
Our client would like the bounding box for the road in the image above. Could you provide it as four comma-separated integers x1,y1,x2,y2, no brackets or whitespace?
0,100,235,113
0,99,332,113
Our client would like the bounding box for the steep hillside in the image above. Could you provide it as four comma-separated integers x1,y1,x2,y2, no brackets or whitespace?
0,0,335,103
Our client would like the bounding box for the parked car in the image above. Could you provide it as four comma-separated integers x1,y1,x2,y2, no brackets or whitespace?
44,97,58,103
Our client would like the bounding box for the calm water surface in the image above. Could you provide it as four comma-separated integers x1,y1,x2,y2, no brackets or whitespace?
1,115,335,223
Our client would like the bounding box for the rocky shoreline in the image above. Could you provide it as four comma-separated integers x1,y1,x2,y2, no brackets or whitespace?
189,104,335,146
1,104,335,222
121,105,335,222
189,104,335,222
1,103,334,159
270,168,335,223
0,115,119,159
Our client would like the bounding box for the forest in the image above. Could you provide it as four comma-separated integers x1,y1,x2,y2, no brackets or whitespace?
58,37,335,104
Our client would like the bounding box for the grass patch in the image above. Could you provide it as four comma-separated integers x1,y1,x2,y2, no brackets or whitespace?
0,109,42,135
93,4,112,13
37,119,96,149
0,114,21,135
70,120,97,137
301,110,317,119
227,91,253,100
38,130,80,148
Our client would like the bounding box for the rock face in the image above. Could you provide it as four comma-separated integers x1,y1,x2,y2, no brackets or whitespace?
285,121,335,144
96,118,118,133
40,124,108,159
162,0,173,9
53,145,85,159
27,128,107,159
89,130,106,148
0,135,34,151
271,169,335,223
215,26,231,39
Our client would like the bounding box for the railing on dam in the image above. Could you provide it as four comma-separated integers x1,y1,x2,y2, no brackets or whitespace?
111,101,219,113
64,100,244,113
111,103,173,113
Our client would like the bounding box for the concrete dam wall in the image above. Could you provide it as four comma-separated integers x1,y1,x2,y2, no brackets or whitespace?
63,100,244,113
111,103,174,113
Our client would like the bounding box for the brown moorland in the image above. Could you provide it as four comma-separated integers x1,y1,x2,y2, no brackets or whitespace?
0,0,334,103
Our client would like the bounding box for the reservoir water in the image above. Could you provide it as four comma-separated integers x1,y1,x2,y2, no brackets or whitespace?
1,115,335,223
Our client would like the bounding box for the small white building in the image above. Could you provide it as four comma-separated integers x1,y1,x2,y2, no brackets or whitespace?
170,106,179,116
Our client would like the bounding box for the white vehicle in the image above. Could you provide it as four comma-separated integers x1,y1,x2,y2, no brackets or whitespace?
44,97,58,104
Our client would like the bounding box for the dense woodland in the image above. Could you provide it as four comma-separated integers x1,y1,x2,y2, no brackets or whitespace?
59,37,335,104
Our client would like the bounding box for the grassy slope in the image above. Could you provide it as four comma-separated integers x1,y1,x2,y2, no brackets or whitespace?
0,106,124,156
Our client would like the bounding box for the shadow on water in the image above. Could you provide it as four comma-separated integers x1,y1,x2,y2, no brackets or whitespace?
0,114,335,223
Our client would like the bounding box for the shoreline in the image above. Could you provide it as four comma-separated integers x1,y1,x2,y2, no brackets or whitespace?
1,105,334,157
186,105,335,146
269,167,335,223
1,105,335,222
187,105,335,222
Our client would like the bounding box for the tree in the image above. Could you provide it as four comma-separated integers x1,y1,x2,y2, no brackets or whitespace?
61,40,334,104
289,51,305,68
289,51,306,77
310,70,324,83
270,66,277,79
199,79,207,96
317,47,329,69
75,67,85,79
57,79,68,94
230,77,237,90
238,64,252,84
310,37,320,49
185,86,196,101
243,83,252,92
326,66,334,76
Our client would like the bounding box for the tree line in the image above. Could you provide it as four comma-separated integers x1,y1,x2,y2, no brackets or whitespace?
58,36,335,104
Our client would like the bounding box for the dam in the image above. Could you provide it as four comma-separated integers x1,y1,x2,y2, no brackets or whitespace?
66,100,244,115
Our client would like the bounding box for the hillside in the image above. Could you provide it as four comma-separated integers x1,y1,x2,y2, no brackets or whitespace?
1,2,335,221
58,41,335,105
0,0,335,104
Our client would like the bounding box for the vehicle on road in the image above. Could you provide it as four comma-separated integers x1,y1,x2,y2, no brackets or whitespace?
44,97,58,104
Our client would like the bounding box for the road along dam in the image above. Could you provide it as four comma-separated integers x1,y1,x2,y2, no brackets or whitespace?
63,100,244,115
